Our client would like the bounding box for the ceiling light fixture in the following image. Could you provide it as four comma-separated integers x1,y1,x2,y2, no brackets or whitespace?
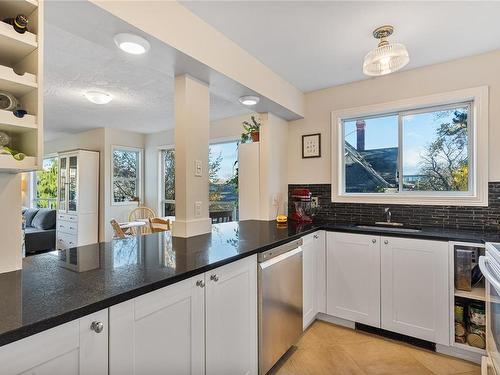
114,33,150,55
239,95,260,106
84,91,113,105
363,25,409,76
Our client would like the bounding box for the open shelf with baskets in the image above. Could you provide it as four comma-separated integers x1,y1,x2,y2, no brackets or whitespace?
0,0,42,172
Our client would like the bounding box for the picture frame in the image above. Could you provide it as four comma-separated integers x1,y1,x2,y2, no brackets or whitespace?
302,133,321,158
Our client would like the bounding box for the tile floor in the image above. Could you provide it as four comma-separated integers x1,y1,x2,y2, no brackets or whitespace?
271,321,480,375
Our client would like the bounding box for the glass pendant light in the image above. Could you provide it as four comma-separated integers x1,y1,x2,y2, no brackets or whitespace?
363,25,409,76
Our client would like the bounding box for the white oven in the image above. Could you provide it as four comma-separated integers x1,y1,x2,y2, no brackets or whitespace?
479,243,500,374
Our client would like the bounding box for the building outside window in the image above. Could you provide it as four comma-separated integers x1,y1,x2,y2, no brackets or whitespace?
112,146,142,204
341,102,472,195
30,156,58,209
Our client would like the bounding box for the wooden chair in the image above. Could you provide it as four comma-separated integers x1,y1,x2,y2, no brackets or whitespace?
110,219,127,239
149,217,171,233
128,206,156,235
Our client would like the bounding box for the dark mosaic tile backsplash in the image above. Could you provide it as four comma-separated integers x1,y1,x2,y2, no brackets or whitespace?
288,183,500,231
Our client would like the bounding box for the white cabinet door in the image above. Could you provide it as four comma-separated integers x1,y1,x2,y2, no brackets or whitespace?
314,231,327,314
205,254,258,375
109,275,205,375
327,232,381,327
302,233,317,329
0,309,108,375
381,236,449,345
302,231,326,329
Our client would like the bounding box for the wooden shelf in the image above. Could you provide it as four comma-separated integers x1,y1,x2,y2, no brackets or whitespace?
0,108,36,131
0,1,38,17
0,154,36,172
0,21,37,66
454,287,486,301
0,64,36,96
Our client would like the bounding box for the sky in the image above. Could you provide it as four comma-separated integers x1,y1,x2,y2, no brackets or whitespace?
209,141,238,181
344,106,468,175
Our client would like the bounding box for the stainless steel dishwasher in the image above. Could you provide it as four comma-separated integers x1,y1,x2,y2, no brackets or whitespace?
258,238,303,375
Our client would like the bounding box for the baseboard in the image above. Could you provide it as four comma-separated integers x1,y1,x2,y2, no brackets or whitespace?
316,313,355,329
436,344,482,364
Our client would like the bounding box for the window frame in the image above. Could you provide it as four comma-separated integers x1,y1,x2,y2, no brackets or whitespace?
331,87,489,206
111,145,144,206
158,145,175,217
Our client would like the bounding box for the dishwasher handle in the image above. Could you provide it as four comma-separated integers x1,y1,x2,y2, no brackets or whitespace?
259,246,303,270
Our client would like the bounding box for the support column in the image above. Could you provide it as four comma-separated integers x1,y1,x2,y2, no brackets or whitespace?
0,174,22,273
173,75,211,237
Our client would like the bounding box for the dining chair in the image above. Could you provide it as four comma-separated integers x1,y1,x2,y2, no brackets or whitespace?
128,206,156,235
110,219,127,239
149,217,171,233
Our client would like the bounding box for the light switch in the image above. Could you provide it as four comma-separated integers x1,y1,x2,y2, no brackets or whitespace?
195,160,202,177
195,201,202,217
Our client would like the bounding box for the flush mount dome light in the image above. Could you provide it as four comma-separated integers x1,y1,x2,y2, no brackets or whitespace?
114,33,150,55
84,91,112,105
363,25,409,76
239,95,260,106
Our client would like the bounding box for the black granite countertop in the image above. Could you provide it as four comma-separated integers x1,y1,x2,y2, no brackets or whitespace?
0,220,319,347
1,219,499,347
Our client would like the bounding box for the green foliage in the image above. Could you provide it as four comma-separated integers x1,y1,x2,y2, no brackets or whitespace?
416,110,469,191
113,150,139,202
35,158,58,208
241,115,261,143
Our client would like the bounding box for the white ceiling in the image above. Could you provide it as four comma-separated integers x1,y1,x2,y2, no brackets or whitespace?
181,1,500,92
44,1,252,141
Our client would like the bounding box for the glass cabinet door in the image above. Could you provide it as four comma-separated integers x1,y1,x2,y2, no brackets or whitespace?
59,157,67,212
68,156,78,213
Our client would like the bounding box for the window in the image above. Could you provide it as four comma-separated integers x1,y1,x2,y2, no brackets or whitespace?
31,156,58,209
112,146,142,204
332,87,488,206
209,141,239,223
160,148,175,216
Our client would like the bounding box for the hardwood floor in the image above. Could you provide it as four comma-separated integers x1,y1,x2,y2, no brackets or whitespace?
271,321,480,375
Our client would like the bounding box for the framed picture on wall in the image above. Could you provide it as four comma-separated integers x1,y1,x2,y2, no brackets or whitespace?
302,133,321,158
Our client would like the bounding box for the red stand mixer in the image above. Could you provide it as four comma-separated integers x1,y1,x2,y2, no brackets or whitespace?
290,188,313,222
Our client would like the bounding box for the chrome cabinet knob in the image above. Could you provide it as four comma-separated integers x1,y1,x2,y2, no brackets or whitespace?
372,239,377,244
90,321,104,333
196,280,205,288
210,274,219,282
384,240,389,245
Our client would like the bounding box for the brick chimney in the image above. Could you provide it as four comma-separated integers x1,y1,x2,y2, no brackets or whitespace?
356,120,366,151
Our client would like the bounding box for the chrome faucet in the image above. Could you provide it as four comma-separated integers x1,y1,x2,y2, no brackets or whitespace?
385,208,391,223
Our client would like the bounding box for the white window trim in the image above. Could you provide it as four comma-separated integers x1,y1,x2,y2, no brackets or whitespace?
111,145,144,206
330,86,489,206
158,145,175,217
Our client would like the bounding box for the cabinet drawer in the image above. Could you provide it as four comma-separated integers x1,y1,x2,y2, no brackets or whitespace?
58,213,77,222
57,233,77,249
57,220,78,235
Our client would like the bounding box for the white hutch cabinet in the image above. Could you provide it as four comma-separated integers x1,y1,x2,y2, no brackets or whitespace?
57,150,99,249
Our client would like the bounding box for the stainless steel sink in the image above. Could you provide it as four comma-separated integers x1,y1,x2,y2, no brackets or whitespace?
355,225,422,233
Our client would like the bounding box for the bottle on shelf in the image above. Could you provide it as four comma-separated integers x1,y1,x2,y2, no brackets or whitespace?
3,14,29,34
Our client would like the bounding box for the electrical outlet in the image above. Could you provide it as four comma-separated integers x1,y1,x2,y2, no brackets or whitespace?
195,160,202,177
311,196,319,208
195,201,202,217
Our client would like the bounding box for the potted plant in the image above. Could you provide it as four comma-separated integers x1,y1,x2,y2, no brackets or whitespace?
241,115,261,143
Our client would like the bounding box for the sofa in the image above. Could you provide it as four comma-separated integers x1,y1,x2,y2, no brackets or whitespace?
22,208,56,254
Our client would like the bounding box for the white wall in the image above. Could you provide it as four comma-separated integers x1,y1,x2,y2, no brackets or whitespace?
0,174,22,272
259,113,288,220
288,50,500,184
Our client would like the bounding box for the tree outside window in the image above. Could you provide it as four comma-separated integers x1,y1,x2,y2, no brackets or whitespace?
113,148,141,203
33,157,58,209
